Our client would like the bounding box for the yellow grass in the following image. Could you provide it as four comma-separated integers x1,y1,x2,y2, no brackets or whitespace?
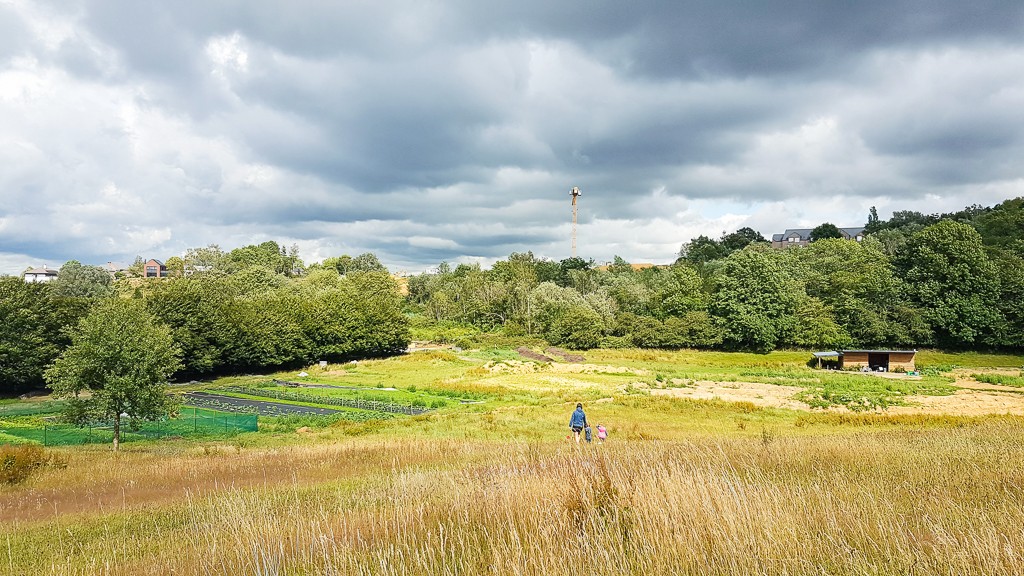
3,419,1024,575
5,348,1024,575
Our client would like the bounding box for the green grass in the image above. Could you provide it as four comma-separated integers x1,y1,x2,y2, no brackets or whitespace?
917,349,1024,368
972,372,1024,387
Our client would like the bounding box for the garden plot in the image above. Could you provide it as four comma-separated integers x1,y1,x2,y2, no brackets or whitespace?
183,392,344,416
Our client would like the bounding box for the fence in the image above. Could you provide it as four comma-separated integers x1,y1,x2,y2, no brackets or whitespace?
0,408,258,446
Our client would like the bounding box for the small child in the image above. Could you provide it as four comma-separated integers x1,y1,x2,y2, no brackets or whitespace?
596,424,607,443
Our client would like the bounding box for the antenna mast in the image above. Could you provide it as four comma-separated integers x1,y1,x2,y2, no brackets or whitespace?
569,186,581,257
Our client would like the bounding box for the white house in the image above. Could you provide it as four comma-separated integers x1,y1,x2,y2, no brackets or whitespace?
23,267,59,283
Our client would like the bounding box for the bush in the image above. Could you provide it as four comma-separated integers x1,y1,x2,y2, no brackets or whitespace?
547,307,604,350
1,444,64,485
599,335,633,349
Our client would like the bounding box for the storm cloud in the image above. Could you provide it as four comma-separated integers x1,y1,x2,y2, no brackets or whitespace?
2,0,1023,273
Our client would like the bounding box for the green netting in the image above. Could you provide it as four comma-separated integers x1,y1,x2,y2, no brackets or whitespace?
0,408,257,446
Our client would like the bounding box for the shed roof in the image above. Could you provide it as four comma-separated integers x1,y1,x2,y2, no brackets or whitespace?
840,349,917,354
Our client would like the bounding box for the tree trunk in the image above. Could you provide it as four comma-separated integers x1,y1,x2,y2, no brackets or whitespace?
113,413,120,452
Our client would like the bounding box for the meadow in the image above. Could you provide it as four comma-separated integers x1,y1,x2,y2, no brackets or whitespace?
2,347,1024,575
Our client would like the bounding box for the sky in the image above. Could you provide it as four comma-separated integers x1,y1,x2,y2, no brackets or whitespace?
2,1,1024,275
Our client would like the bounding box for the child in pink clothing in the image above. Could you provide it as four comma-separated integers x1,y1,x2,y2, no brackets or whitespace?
596,424,607,443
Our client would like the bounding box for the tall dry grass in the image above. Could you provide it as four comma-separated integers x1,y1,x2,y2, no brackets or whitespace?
10,420,1023,575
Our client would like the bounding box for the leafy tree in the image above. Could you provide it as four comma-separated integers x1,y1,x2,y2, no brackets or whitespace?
547,305,604,350
789,297,851,349
528,282,590,336
605,274,652,315
614,312,665,348
44,299,182,451
147,277,233,375
897,220,1003,347
974,197,1024,252
222,294,309,370
0,279,86,394
556,257,594,287
183,244,227,273
809,223,843,242
607,255,635,275
990,249,1024,347
795,238,916,347
865,206,881,233
721,227,767,251
663,311,723,349
491,252,541,331
710,248,801,352
51,261,113,299
164,256,185,278
678,235,728,265
322,253,388,275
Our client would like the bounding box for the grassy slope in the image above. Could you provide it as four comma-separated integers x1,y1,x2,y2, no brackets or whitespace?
3,347,1024,575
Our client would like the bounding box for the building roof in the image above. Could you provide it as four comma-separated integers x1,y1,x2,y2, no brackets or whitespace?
840,349,917,354
24,267,58,275
772,226,866,242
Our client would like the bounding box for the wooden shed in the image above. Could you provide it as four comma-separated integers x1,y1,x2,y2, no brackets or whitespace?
812,350,917,371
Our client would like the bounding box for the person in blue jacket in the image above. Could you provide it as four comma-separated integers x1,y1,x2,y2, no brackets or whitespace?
569,402,589,443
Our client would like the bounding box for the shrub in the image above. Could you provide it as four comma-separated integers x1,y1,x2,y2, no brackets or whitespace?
1,444,64,485
598,335,633,349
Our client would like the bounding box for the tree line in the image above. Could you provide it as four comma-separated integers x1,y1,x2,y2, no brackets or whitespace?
3,198,1024,396
407,197,1024,354
1,241,409,395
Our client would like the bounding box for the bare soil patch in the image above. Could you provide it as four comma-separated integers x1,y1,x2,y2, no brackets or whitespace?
548,363,646,375
652,381,809,410
652,379,1024,415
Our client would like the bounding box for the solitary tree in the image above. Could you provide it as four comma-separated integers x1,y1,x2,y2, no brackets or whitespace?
45,299,182,451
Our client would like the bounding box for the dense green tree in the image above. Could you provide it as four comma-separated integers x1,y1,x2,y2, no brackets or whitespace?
607,255,635,275
183,244,227,273
678,235,728,265
721,227,767,251
663,312,722,349
321,253,388,275
52,260,113,299
44,299,181,451
809,223,843,242
222,294,309,370
164,256,185,278
528,283,590,336
897,221,1003,347
710,248,801,352
547,306,604,350
0,279,87,394
795,239,917,347
974,197,1024,252
491,252,541,331
146,277,233,375
556,257,594,287
789,297,851,349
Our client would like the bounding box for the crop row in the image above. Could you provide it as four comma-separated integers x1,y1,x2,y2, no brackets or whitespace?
216,386,432,415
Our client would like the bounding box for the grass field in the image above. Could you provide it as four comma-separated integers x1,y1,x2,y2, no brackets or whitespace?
3,347,1024,575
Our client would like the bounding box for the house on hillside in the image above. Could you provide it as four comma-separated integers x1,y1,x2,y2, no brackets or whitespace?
771,227,865,249
104,262,129,278
812,349,917,372
144,259,168,278
23,267,59,283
